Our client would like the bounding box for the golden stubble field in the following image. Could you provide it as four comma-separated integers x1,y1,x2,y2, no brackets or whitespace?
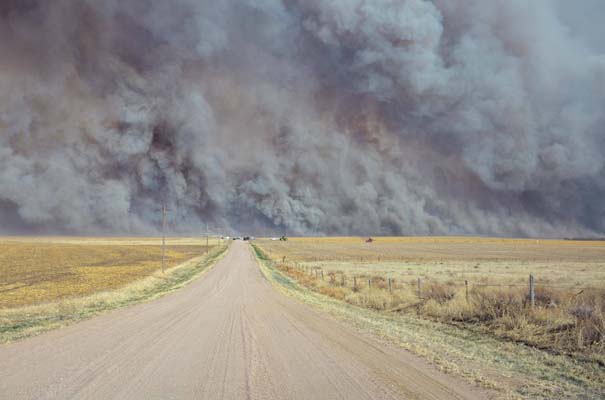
0,236,220,309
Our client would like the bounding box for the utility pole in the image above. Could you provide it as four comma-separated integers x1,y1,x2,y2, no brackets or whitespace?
162,205,167,273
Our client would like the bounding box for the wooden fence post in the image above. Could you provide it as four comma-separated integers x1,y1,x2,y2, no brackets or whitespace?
353,276,357,290
341,274,345,287
388,278,392,294
321,270,324,280
418,277,422,298
282,256,286,263
315,270,318,280
529,273,535,308
368,278,372,289
465,280,469,303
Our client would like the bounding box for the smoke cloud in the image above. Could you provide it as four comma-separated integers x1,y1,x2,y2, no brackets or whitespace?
0,0,603,237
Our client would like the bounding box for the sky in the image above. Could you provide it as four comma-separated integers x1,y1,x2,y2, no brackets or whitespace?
0,0,603,237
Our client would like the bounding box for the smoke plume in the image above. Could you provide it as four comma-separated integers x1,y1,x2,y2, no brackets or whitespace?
0,0,604,237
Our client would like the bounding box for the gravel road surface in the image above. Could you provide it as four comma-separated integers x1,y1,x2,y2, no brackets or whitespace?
0,241,488,399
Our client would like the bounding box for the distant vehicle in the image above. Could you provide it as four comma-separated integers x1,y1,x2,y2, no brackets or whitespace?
222,236,230,240
271,237,279,241
279,236,288,241
243,236,250,241
233,237,242,240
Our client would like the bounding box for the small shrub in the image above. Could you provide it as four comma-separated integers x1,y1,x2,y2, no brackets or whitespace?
532,287,566,308
424,282,456,304
319,286,349,301
568,291,605,349
570,304,594,320
344,290,406,311
470,287,525,322
371,276,388,290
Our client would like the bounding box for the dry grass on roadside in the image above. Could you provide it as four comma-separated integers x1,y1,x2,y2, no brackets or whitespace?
424,285,605,356
255,237,605,361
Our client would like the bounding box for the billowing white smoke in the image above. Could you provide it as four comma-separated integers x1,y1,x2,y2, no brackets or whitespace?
0,0,603,236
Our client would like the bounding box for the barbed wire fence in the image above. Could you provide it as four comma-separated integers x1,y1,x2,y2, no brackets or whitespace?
277,257,603,308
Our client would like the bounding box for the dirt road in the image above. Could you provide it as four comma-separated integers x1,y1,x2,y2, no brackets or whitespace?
0,242,487,399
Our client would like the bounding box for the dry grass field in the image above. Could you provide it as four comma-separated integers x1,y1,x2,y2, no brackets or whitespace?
255,237,605,360
0,236,221,309
253,237,605,398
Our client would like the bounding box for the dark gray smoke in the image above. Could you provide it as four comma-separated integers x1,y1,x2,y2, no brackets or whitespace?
0,0,603,237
